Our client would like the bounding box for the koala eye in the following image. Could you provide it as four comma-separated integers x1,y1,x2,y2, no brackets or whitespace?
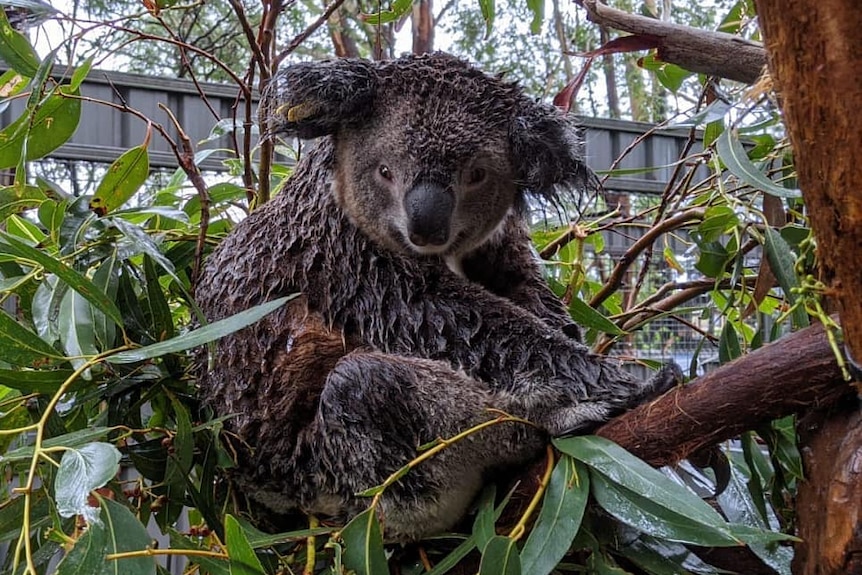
378,164,393,182
465,167,487,186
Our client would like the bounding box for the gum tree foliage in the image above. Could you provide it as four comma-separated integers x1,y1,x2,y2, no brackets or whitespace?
0,0,843,574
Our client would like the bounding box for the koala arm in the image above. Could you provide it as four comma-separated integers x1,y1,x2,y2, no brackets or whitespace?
461,213,580,338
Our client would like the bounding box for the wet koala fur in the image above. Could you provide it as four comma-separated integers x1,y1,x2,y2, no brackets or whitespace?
195,52,679,541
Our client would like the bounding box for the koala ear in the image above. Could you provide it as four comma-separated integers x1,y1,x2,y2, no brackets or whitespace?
510,101,597,202
264,59,378,139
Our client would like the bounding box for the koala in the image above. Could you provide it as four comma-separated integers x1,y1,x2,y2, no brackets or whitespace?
195,52,678,541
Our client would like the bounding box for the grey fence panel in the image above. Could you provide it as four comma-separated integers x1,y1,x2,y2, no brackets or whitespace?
1,68,252,171
575,116,709,195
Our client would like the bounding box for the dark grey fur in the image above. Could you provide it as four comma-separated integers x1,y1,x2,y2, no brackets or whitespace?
196,53,678,541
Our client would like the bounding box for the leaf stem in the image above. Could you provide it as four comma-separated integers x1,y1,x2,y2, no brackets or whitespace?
508,445,555,541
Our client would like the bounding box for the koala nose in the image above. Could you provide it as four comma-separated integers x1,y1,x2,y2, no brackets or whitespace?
404,182,454,248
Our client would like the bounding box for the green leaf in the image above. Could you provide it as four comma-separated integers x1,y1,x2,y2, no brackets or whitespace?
567,297,625,335
225,514,266,575
0,307,65,367
3,427,113,463
477,536,520,575
478,0,495,38
764,225,808,328
0,184,47,221
694,240,728,278
0,232,125,328
590,470,739,546
92,255,120,349
70,57,93,91
360,0,412,25
0,368,76,394
58,286,99,376
168,529,230,575
0,86,82,169
55,442,122,523
718,320,741,363
56,497,157,575
520,456,588,575
106,295,296,363
472,484,497,552
715,129,801,199
553,436,730,533
0,10,39,76
697,205,738,243
525,0,544,34
89,145,150,216
341,507,389,575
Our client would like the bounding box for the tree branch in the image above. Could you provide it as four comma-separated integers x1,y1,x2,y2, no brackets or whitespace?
576,0,767,84
596,319,850,467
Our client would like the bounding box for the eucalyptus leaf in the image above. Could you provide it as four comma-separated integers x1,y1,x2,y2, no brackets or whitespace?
715,129,801,199
554,436,729,530
55,442,122,524
225,514,266,575
478,536,520,575
0,306,65,367
341,507,389,575
567,297,625,335
90,145,150,216
0,231,125,328
56,497,156,575
520,456,588,575
764,226,808,329
106,295,296,363
0,10,39,76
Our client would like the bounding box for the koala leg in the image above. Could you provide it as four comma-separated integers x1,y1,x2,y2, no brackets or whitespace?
307,350,544,541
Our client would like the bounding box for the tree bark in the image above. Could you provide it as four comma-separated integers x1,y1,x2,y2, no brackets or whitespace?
752,3,862,573
411,0,434,55
753,0,862,374
595,319,850,467
792,404,862,575
576,0,766,84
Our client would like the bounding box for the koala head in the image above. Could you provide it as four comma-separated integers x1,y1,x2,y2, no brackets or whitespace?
266,53,592,259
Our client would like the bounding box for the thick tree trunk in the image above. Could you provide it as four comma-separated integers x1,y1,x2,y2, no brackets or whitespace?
793,404,862,574
753,3,862,573
595,319,849,467
411,0,434,55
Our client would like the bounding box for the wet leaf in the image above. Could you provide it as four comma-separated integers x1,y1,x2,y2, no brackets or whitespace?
106,295,296,363
55,442,122,523
715,129,801,199
554,436,729,532
0,232,125,328
56,497,156,575
0,86,82,169
3,427,113,463
697,205,738,243
763,226,808,328
341,507,388,575
568,297,625,335
360,0,411,25
90,145,150,216
478,0,495,38
92,255,120,349
520,455,588,575
0,10,39,76
225,514,266,575
718,321,741,363
0,306,65,367
590,470,739,546
472,484,497,552
0,368,76,394
478,536,520,575
58,287,98,376
0,184,47,221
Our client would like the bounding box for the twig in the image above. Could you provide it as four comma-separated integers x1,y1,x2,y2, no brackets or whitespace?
158,103,210,290
276,0,350,65
588,207,705,308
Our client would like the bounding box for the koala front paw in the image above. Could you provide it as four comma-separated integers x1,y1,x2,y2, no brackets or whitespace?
648,362,684,397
